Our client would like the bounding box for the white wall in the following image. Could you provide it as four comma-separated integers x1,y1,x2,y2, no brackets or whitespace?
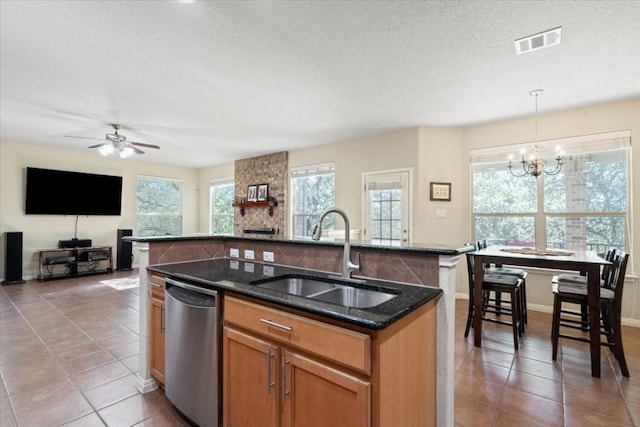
288,127,420,233
0,140,198,280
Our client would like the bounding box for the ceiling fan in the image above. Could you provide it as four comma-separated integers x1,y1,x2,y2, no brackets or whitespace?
65,124,160,158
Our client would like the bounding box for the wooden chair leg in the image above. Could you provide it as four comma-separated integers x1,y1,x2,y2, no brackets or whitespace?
521,280,528,325
511,288,520,350
610,307,629,377
551,295,561,361
464,294,474,338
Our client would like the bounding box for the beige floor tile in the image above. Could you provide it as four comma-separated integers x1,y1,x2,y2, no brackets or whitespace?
8,377,79,416
83,374,140,410
97,392,169,427
14,392,93,427
71,361,131,391
60,411,106,426
61,350,117,374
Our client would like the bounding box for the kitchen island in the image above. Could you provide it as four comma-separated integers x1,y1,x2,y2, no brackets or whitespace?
127,234,471,427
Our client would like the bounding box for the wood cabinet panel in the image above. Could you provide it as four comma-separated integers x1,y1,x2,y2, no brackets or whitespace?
225,296,370,374
223,327,279,427
282,350,370,427
149,275,166,387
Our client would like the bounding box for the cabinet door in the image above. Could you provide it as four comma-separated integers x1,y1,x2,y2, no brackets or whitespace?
282,350,370,427
223,327,279,427
150,296,165,385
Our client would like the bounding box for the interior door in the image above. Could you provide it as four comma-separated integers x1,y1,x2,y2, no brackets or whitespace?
363,170,411,245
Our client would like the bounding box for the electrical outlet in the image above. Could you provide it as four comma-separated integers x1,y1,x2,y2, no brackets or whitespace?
263,251,274,262
244,249,255,260
230,248,239,258
263,265,274,276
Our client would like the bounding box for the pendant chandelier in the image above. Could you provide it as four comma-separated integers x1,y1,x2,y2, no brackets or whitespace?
508,89,564,178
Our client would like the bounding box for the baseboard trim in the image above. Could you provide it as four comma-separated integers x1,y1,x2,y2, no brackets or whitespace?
136,375,158,394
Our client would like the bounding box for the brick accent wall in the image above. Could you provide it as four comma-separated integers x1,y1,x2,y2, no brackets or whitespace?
564,155,588,250
234,152,288,235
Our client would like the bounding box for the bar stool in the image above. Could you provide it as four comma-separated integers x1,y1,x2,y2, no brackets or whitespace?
551,251,630,376
478,240,528,325
464,248,524,350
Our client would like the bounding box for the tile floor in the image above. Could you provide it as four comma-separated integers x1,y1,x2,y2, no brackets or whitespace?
1,269,639,426
0,270,187,427
455,299,640,426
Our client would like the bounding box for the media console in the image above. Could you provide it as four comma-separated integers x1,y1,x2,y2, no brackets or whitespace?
37,246,113,281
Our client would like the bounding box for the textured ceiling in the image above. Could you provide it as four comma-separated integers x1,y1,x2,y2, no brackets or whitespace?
1,1,639,168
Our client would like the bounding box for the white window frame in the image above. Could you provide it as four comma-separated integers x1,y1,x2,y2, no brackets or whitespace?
209,177,234,235
136,175,183,237
470,131,632,262
361,168,413,245
289,162,336,238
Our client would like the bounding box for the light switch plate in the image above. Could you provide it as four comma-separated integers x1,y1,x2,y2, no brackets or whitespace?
230,248,239,258
263,251,274,262
244,249,255,260
435,209,447,218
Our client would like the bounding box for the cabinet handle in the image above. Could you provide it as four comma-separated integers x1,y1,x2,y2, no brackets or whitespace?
266,348,272,394
259,318,292,332
160,306,165,334
281,356,289,403
150,282,162,288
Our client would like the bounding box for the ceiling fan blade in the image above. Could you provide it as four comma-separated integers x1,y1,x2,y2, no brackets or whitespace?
130,141,160,149
87,143,106,149
64,135,105,141
130,145,145,154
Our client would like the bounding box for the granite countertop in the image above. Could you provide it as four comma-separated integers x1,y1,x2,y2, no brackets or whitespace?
128,233,473,256
148,258,443,330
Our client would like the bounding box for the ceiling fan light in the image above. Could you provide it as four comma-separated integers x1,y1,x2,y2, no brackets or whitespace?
119,146,134,158
99,143,115,156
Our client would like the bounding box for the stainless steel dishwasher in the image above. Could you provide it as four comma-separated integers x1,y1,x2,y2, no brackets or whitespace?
164,278,220,427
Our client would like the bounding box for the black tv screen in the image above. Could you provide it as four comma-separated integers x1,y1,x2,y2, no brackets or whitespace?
25,167,123,215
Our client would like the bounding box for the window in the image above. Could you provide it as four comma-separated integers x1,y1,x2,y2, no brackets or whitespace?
472,132,630,253
210,178,234,235
363,170,411,245
137,176,182,237
291,163,335,238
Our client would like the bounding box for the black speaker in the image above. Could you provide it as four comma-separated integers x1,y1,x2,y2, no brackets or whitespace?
116,229,133,270
3,232,25,284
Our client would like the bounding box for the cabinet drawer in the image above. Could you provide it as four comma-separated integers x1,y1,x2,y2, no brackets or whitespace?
149,274,166,300
225,296,370,374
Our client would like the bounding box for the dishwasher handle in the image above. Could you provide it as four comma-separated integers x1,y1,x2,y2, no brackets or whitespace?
166,283,217,308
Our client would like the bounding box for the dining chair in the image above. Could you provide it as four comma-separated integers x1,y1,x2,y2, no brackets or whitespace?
478,240,528,325
551,251,630,376
464,247,524,350
551,248,616,329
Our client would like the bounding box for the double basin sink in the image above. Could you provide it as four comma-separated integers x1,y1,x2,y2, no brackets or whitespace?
250,274,397,309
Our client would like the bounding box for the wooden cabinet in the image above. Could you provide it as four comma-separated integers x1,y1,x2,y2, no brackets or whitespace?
223,295,436,427
224,328,279,427
149,274,166,387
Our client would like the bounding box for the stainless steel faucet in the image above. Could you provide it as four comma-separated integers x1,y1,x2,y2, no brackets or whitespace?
312,207,361,278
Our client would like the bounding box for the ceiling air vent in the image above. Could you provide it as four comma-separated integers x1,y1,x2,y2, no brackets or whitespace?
515,26,562,55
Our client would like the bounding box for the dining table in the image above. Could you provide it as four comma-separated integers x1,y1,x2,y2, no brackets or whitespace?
471,245,611,377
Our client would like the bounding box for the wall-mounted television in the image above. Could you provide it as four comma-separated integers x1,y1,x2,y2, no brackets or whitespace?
25,167,123,215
